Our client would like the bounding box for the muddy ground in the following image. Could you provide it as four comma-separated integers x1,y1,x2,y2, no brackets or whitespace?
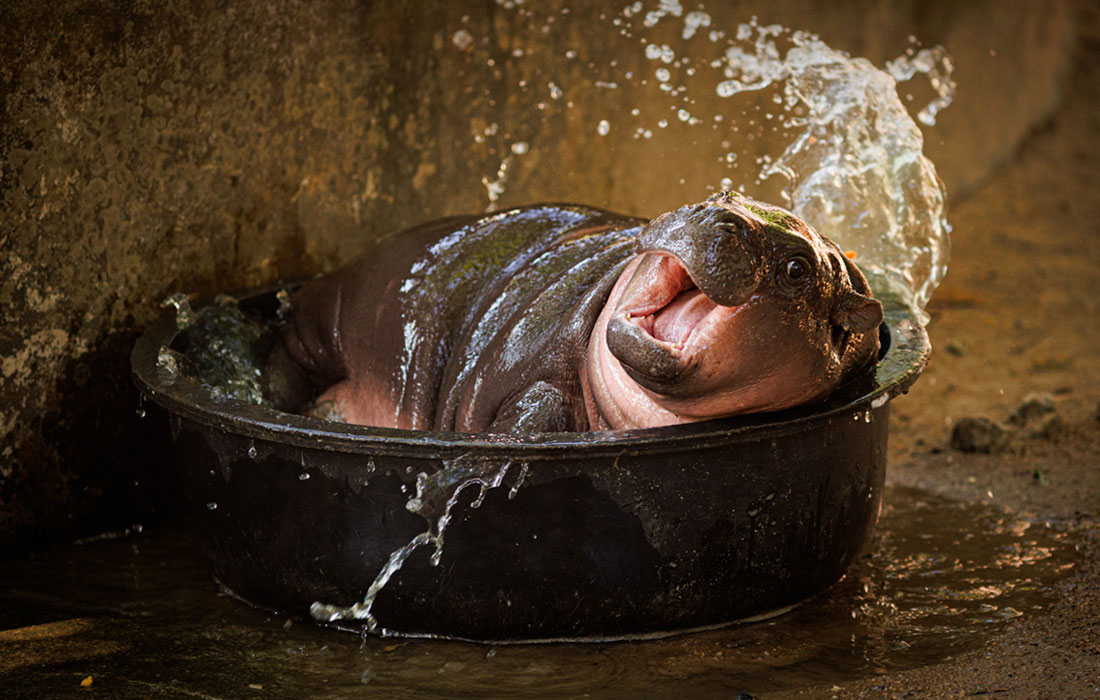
779,12,1100,700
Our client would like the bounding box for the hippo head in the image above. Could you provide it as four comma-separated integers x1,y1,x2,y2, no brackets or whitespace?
586,191,884,428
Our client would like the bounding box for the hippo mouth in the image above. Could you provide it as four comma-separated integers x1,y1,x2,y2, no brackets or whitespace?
606,254,738,390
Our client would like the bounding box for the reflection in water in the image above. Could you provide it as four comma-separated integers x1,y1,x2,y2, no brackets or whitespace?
0,487,1078,699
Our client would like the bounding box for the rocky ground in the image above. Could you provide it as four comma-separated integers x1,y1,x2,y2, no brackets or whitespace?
778,9,1100,700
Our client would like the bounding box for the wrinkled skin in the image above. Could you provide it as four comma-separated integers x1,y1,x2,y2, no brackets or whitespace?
264,191,883,433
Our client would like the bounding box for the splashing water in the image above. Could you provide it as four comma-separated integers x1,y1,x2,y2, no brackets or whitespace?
310,455,530,632
727,29,952,315
463,9,954,316
162,293,276,406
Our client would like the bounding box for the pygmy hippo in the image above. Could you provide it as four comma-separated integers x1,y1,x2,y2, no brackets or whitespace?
263,191,884,434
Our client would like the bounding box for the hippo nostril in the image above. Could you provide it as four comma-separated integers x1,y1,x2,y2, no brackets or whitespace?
831,324,848,347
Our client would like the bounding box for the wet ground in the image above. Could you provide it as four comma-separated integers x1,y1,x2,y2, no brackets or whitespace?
0,486,1082,699
4,7,1100,700
805,7,1100,697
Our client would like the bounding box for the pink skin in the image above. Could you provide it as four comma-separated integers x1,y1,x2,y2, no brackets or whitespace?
315,378,401,428
583,253,847,430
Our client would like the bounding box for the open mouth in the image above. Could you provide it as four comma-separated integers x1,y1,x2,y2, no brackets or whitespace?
605,254,733,389
621,256,721,352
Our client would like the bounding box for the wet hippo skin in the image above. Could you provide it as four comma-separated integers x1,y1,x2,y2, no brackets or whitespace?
264,191,883,433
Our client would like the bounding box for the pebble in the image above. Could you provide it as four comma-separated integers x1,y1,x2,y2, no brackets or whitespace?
951,392,1068,453
951,416,1014,454
945,339,969,357
1008,392,1056,426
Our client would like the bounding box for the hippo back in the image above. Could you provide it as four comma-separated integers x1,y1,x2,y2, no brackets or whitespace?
271,205,643,432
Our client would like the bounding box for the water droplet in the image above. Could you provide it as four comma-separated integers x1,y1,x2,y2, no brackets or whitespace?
657,119,668,128
470,485,488,509
597,119,610,136
275,287,293,320
452,29,473,49
725,152,737,163
155,347,182,378
299,472,310,481
510,141,529,155
682,10,711,40
135,407,146,418
655,67,671,82
716,80,739,98
161,292,196,330
247,444,257,460
206,502,218,510
508,463,529,500
678,108,691,121
720,177,734,190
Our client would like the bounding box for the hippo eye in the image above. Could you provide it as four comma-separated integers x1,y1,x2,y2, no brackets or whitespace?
783,257,811,282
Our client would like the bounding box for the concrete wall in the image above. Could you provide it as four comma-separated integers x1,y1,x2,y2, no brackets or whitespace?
0,0,1077,550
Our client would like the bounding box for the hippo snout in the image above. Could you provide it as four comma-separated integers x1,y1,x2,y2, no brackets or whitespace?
636,203,764,307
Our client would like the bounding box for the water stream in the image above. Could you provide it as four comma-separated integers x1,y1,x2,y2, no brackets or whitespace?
310,455,529,633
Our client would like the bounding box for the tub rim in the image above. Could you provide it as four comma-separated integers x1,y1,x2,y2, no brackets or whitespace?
131,285,929,459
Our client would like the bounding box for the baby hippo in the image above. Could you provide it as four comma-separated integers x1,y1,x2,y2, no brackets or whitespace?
264,191,884,434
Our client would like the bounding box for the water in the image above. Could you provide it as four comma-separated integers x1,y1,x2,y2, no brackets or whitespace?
462,8,953,315
159,292,277,406
0,487,1079,699
310,455,529,632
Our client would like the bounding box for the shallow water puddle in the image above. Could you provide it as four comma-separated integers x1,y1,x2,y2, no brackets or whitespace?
0,486,1078,699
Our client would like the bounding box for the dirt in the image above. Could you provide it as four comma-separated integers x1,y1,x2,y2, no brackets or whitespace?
776,8,1100,699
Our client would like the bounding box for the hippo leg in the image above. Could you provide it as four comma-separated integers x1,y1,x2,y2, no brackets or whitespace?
262,341,318,414
488,381,574,434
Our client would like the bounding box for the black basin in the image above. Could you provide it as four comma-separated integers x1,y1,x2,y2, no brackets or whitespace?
131,286,928,642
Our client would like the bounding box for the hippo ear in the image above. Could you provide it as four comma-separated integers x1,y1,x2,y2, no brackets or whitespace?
833,291,884,333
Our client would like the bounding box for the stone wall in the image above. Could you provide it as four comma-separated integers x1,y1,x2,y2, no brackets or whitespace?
0,0,1077,550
